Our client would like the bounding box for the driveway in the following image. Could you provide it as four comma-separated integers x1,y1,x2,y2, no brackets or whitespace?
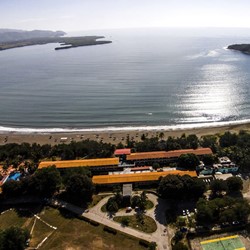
51,193,173,250
88,193,173,250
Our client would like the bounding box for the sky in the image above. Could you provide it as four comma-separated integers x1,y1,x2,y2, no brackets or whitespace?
1,0,250,32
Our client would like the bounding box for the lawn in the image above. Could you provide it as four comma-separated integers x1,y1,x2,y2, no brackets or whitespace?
88,194,108,208
0,206,147,250
145,200,154,210
101,199,154,213
113,215,157,233
40,208,146,250
0,209,28,230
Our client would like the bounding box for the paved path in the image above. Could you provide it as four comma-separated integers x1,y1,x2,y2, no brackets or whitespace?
51,193,173,250
88,193,173,250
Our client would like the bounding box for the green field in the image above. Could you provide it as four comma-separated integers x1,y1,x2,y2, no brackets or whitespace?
113,215,157,233
201,235,245,250
0,207,147,250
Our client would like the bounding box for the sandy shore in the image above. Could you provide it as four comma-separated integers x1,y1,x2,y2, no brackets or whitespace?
0,123,250,146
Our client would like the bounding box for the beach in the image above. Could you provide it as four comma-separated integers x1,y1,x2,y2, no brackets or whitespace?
0,123,250,146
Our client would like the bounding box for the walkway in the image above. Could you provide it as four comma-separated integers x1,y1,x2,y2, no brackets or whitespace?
51,193,173,250
88,193,173,250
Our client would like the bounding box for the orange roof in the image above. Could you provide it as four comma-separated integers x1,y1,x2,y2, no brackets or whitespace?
38,158,119,169
126,148,212,161
93,170,197,184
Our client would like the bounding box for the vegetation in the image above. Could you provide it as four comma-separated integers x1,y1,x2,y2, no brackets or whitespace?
210,177,243,197
0,207,146,250
172,242,188,250
178,153,200,170
0,226,30,250
0,34,112,51
113,215,157,233
2,166,61,198
0,140,115,166
228,44,250,54
196,196,250,225
65,174,94,205
157,174,206,200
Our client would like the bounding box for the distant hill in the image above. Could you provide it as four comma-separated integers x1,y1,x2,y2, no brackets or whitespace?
227,44,250,54
0,29,66,42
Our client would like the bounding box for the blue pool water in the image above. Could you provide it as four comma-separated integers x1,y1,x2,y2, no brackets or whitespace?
7,172,21,181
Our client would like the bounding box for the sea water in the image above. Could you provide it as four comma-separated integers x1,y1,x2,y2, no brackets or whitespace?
0,28,249,133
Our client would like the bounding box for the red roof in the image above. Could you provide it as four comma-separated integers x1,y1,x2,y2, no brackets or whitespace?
114,148,131,155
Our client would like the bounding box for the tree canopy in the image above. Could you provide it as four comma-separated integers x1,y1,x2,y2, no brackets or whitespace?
0,226,30,250
157,175,206,200
178,153,200,170
196,197,250,225
66,174,94,203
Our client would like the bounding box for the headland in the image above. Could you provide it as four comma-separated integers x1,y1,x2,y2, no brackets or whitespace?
227,44,250,54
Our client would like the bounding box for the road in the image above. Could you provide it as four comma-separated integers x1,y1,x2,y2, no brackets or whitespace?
51,193,173,250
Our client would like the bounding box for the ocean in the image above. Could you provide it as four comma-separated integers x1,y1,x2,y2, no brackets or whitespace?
0,28,250,133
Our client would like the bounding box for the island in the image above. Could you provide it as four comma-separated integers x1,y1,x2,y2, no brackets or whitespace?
0,29,112,51
227,44,250,54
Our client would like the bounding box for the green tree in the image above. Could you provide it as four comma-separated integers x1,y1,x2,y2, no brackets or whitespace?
131,195,141,208
106,197,119,213
191,178,206,198
66,174,94,203
196,199,214,224
152,162,160,170
32,166,62,197
0,226,30,250
2,180,23,198
172,242,188,250
148,242,157,250
159,132,165,140
178,153,200,170
201,154,215,166
136,213,145,225
210,179,228,197
121,217,129,226
186,134,199,149
219,209,237,223
157,175,184,199
200,135,218,152
226,176,243,194
219,131,238,147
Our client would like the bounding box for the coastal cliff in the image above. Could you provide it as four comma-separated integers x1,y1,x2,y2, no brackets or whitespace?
0,29,112,51
227,44,250,54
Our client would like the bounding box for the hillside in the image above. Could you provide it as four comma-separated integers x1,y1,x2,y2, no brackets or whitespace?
227,44,250,54
0,29,66,42
0,29,112,51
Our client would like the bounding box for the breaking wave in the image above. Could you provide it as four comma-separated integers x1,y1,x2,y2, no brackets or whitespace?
0,119,250,134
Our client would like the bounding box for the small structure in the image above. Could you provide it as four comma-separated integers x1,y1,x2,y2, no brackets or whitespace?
60,137,68,142
122,184,132,197
214,173,233,180
114,148,131,156
213,156,239,174
114,148,131,162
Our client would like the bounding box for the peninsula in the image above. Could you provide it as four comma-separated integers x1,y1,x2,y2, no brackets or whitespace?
0,29,112,51
227,44,250,54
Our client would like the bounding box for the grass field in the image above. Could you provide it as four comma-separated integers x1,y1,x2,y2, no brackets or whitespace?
0,207,147,250
201,235,245,250
113,215,157,233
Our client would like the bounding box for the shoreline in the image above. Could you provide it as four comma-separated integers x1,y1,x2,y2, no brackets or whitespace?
0,123,250,146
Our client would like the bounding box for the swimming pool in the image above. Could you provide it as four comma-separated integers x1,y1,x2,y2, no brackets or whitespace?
7,172,21,181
